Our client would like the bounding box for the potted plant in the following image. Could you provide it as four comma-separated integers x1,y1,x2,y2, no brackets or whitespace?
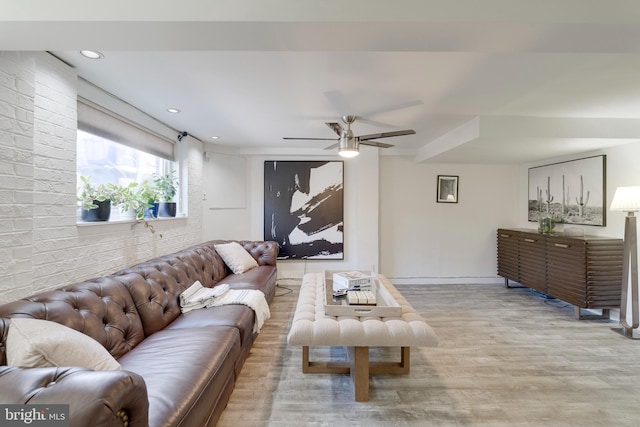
137,179,159,219
153,170,179,217
77,175,112,222
108,181,140,220
129,182,162,237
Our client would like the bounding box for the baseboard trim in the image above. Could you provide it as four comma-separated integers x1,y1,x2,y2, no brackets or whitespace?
277,276,506,286
388,277,505,285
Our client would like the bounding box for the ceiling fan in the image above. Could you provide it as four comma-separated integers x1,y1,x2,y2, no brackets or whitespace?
283,115,416,158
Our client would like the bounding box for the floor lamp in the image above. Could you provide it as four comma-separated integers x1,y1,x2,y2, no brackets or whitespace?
610,186,640,339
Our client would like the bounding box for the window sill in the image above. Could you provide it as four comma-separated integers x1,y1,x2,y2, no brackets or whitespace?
76,215,187,227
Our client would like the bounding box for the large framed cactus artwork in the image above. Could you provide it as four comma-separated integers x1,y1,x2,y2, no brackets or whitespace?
528,155,606,227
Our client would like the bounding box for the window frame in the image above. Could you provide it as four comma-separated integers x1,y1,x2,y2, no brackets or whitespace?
76,98,186,223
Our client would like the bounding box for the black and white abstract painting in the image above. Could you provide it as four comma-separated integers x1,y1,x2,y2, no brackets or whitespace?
264,161,344,259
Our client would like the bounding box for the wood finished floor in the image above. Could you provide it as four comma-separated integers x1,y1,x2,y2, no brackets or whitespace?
216,282,640,427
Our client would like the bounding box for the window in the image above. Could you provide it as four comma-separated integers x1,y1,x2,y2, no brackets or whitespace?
77,129,171,190
76,98,181,222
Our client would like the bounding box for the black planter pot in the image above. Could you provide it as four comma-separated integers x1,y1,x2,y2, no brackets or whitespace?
81,199,111,222
144,202,159,219
158,202,177,217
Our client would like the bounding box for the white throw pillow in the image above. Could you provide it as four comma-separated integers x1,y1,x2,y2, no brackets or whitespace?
6,318,121,371
214,241,259,274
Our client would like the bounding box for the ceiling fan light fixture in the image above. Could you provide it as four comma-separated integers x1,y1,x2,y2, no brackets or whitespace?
339,147,359,158
338,135,359,158
285,115,414,157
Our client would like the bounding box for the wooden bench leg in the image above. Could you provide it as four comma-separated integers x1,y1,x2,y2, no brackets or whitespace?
400,346,410,374
369,346,410,375
301,346,411,402
302,346,310,373
347,346,370,402
302,346,350,374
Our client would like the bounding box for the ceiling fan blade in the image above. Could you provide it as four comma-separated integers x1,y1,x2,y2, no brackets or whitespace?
360,140,394,149
283,137,338,141
324,143,339,150
325,122,343,136
358,129,416,141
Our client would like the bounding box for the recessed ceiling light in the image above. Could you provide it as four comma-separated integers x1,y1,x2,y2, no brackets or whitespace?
210,136,220,140
166,108,181,114
80,50,103,59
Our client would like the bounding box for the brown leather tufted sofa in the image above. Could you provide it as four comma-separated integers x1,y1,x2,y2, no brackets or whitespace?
0,239,279,427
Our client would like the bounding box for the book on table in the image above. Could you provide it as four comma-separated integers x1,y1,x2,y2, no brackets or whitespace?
332,271,373,291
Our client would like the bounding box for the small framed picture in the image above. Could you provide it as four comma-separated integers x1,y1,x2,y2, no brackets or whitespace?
437,175,459,203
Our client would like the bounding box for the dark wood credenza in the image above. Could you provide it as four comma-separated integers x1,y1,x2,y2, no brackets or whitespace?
497,228,624,319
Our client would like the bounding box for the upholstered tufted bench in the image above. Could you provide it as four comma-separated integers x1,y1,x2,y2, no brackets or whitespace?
287,272,438,401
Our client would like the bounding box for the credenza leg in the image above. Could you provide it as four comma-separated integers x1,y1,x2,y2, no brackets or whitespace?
504,278,525,289
575,307,611,320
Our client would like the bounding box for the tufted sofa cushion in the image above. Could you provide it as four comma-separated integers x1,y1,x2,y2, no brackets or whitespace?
112,241,250,335
0,277,145,362
185,244,229,286
238,240,279,266
113,270,185,337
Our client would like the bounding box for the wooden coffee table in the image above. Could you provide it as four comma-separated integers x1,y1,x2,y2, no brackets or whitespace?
287,271,438,401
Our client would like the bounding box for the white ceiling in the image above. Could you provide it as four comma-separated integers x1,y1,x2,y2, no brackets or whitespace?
4,0,640,163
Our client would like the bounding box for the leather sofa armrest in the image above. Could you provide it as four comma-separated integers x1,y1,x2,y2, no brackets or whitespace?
0,366,148,427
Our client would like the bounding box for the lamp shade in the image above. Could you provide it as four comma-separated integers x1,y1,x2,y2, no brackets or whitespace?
610,186,640,212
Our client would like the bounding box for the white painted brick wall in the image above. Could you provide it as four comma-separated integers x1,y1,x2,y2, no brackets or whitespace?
0,52,204,304
185,137,203,243
0,52,35,301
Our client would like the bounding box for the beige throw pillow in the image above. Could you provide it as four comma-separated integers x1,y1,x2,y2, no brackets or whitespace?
214,241,259,274
6,318,121,371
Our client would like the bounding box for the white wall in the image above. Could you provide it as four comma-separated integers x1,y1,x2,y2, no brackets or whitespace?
201,148,518,284
0,52,203,303
379,157,519,283
185,140,640,286
201,151,252,240
0,52,36,303
201,147,381,280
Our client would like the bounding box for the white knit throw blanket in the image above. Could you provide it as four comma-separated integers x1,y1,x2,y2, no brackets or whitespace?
209,289,271,334
180,281,229,312
179,281,270,333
